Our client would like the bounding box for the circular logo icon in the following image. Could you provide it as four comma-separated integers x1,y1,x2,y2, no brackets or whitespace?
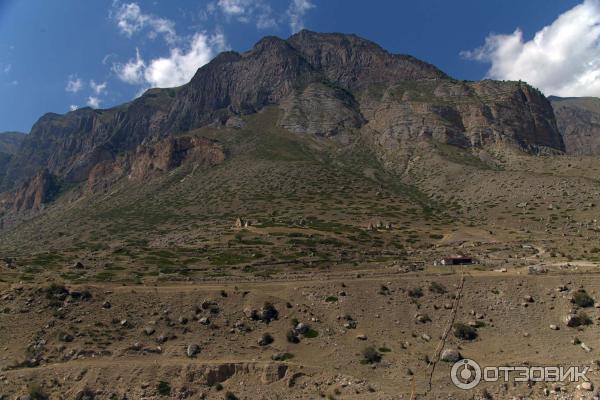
451,359,482,390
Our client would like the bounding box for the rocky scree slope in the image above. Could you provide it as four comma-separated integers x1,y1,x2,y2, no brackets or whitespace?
0,30,563,214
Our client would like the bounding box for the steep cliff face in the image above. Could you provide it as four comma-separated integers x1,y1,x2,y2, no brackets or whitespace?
366,80,563,153
550,96,600,155
0,169,59,212
129,136,225,181
278,82,365,137
0,89,175,191
0,31,565,213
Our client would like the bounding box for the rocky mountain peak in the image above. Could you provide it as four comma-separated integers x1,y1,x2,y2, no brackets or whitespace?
0,31,567,213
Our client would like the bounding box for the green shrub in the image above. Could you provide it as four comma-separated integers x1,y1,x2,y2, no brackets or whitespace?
224,392,239,400
28,384,47,400
408,287,423,298
362,346,382,364
304,328,319,338
453,322,477,340
572,290,595,308
429,281,447,294
259,332,274,346
577,311,592,325
157,381,171,396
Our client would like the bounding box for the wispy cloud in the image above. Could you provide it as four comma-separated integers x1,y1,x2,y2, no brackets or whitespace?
287,0,315,33
90,80,107,95
114,2,177,44
463,0,600,97
2,63,11,74
65,75,83,93
215,0,277,29
113,48,146,84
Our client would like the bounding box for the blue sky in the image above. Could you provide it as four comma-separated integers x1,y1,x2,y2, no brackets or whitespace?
0,0,589,132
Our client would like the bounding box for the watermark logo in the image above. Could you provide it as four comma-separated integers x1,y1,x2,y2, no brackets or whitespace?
451,359,482,389
451,359,589,390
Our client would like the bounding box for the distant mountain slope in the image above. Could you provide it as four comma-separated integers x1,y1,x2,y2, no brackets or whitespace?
0,131,26,178
550,96,600,155
0,131,26,155
0,30,564,213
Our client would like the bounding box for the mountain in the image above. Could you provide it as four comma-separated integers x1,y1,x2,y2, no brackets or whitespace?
0,31,563,204
549,96,600,155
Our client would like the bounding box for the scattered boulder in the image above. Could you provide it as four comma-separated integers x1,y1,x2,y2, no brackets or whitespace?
581,342,592,352
295,323,309,335
144,326,155,335
565,314,581,327
441,349,462,363
186,344,200,358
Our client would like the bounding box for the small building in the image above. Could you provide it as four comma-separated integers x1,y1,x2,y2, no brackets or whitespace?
440,256,473,266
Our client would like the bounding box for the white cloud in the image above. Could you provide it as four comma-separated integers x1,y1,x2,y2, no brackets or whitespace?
111,2,229,91
462,0,600,97
287,0,315,33
144,32,226,87
114,2,177,44
65,75,83,93
115,33,226,89
2,63,11,74
69,105,78,111
113,48,146,84
86,96,101,109
216,0,277,29
90,80,108,95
